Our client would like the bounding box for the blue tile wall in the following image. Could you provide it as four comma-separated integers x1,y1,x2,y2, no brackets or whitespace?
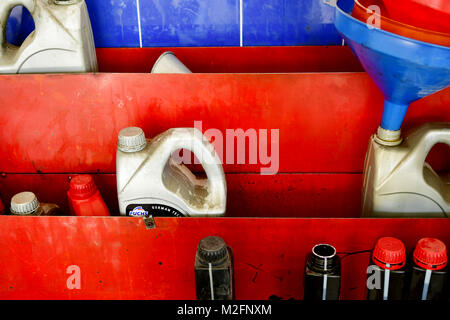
86,0,140,47
139,0,240,47
6,0,343,47
243,0,342,46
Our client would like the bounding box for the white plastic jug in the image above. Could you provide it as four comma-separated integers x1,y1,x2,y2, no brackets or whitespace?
0,0,97,73
116,127,227,217
151,51,191,73
362,122,450,218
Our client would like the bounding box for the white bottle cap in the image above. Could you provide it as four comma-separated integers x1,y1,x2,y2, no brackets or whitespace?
118,127,147,152
11,192,40,215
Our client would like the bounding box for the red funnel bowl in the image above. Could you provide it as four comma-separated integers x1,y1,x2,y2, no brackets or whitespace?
382,0,450,34
353,0,450,47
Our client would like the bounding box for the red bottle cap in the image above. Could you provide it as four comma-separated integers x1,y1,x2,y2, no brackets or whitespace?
69,175,98,199
372,237,406,270
413,238,447,271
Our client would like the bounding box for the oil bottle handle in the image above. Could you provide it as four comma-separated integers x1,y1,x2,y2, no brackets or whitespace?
158,128,227,207
408,122,450,170
0,0,36,49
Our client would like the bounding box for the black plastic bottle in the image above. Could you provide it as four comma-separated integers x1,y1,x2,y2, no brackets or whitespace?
407,238,448,300
195,236,233,300
366,237,407,300
304,244,341,300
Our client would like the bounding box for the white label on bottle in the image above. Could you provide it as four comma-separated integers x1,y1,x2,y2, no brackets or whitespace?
322,257,328,300
421,269,432,300
383,264,390,300
209,263,215,300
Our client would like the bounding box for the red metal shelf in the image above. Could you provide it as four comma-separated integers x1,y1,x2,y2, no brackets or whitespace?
96,46,364,73
0,217,448,300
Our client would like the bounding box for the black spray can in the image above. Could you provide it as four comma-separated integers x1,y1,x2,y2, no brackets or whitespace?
407,238,448,300
304,244,341,300
195,236,233,300
366,237,407,300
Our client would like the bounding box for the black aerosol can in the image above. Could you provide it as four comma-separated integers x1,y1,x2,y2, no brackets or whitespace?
304,244,341,300
366,237,407,300
407,238,448,300
195,236,233,300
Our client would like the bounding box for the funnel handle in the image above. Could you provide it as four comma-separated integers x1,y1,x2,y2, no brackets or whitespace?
157,128,226,212
407,123,450,171
0,0,36,49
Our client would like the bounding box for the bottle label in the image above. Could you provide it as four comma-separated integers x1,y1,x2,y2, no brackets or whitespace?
126,204,184,217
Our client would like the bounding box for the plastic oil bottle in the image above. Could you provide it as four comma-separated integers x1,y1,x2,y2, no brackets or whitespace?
151,51,191,73
10,191,63,216
366,237,407,300
195,236,233,300
304,244,341,300
362,123,450,217
0,196,4,215
407,238,448,300
0,0,97,73
67,175,110,216
116,127,226,217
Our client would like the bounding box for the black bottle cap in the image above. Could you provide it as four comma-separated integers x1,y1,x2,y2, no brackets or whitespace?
197,236,228,263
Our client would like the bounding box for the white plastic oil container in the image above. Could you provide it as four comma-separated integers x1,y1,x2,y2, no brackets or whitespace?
362,123,450,218
151,51,191,73
0,0,97,73
116,127,227,217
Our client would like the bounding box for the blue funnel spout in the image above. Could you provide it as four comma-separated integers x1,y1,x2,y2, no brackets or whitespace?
333,0,450,131
381,101,409,131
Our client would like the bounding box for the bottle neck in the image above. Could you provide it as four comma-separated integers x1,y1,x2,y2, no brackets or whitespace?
310,244,338,273
198,253,230,267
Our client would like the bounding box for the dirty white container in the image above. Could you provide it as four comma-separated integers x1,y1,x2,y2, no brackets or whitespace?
10,191,63,215
116,127,226,217
151,51,191,74
362,122,450,217
0,0,97,73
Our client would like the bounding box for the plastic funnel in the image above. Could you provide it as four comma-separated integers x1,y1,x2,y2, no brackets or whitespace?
332,0,450,131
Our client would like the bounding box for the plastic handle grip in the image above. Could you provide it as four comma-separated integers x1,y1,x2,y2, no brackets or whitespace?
157,128,226,206
0,0,35,48
409,122,450,171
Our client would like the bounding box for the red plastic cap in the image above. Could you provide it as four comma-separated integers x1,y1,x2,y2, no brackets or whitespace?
69,175,98,199
413,238,447,271
372,237,406,270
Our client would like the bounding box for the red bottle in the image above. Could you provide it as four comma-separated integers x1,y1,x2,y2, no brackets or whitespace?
0,196,4,215
67,175,110,216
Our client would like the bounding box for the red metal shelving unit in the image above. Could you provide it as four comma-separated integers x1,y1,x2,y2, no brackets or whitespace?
0,47,448,299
